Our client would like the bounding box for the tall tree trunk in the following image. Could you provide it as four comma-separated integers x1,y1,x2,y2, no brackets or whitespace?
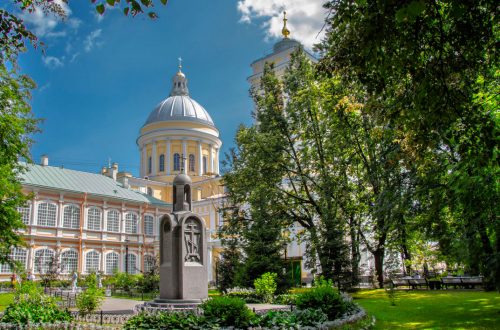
349,215,360,286
400,222,412,275
373,247,385,288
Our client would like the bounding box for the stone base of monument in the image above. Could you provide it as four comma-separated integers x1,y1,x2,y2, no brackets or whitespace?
137,299,203,312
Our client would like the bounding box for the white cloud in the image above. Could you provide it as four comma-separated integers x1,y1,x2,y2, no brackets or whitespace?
237,0,328,50
70,52,80,63
38,83,51,92
43,56,64,69
84,29,103,52
19,0,80,38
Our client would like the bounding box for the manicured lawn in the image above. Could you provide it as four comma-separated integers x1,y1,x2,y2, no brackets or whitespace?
352,289,500,329
0,293,14,311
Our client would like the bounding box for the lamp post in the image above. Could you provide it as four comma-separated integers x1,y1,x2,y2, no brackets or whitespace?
125,239,129,274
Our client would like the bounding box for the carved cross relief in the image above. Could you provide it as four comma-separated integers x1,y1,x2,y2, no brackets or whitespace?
184,218,201,262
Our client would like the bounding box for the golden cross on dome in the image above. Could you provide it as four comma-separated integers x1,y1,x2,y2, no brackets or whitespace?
282,11,290,39
178,57,182,71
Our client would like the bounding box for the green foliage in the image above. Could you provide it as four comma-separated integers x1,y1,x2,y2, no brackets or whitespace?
320,0,499,289
385,283,396,306
273,293,299,305
258,308,328,328
105,271,141,291
124,311,213,330
0,63,38,268
216,223,242,293
1,281,72,324
225,287,261,303
253,272,277,303
76,286,104,316
200,296,255,328
295,279,348,320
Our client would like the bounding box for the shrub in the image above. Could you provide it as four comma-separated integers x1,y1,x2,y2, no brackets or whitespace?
295,278,348,320
106,271,140,291
76,286,105,316
200,296,255,328
123,311,211,330
294,308,328,326
226,287,261,303
258,310,298,329
274,293,299,305
258,308,328,328
254,272,278,303
2,282,72,325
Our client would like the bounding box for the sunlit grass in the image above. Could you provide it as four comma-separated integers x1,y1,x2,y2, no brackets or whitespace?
0,293,14,311
352,289,500,329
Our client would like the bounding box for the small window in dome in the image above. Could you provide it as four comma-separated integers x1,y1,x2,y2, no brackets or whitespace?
148,156,152,174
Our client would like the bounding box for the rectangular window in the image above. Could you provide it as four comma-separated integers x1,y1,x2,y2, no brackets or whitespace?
17,203,31,225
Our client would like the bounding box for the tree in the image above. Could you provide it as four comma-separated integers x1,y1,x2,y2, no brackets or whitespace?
222,122,289,290
318,0,499,289
0,64,38,267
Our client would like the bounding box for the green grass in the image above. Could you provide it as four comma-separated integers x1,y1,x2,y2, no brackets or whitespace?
352,289,500,330
0,293,14,311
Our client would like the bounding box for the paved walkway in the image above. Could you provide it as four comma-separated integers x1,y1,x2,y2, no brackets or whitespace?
99,298,290,314
101,297,144,313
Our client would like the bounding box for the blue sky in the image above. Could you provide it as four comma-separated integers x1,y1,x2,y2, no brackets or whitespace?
16,0,326,176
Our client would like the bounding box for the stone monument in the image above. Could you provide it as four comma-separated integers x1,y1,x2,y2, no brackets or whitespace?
151,164,208,306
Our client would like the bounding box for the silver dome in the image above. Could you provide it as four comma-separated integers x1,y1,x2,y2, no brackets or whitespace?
144,95,214,126
143,65,215,127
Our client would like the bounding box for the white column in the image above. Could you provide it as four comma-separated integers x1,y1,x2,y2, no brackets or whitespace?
139,147,142,177
182,140,187,171
142,145,147,178
152,141,157,176
215,148,219,175
57,194,64,228
166,139,171,175
27,245,34,273
207,247,213,282
197,141,203,176
209,144,214,173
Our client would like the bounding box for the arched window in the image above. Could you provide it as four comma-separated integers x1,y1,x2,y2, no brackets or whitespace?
189,154,195,172
34,249,55,274
106,252,119,275
203,156,207,174
159,154,165,172
148,156,152,174
37,202,57,227
144,254,156,273
107,209,120,232
0,248,27,273
124,253,137,274
144,215,154,236
63,205,80,229
147,187,153,196
60,250,78,274
173,153,180,171
87,207,102,231
86,251,100,272
17,203,31,225
125,213,138,234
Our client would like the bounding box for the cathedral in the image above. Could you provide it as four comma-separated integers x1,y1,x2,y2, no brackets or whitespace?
3,16,317,285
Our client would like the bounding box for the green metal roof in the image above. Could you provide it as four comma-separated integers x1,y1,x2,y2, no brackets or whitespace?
19,163,170,207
